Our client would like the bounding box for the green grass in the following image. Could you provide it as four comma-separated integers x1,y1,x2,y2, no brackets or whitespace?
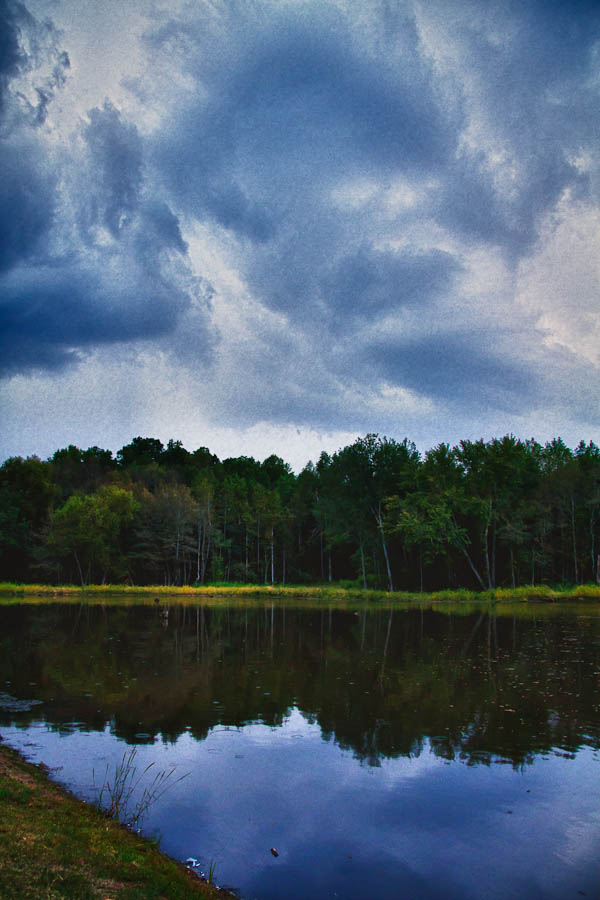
1,580,599,605
0,744,231,900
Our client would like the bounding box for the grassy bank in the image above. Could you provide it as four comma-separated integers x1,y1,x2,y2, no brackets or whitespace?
0,743,233,900
1,580,599,604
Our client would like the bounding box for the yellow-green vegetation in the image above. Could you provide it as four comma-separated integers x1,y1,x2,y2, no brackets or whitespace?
0,743,231,900
1,580,599,605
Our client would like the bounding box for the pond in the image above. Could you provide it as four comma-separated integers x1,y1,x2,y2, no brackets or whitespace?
1,599,599,899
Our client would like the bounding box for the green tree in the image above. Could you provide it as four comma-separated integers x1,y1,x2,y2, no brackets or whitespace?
51,445,116,499
45,485,138,584
190,471,217,584
117,437,164,468
133,483,198,585
322,435,420,590
575,441,600,582
0,456,59,581
386,444,475,590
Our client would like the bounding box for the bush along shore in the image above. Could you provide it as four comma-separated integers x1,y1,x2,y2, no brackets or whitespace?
0,581,599,604
0,742,234,900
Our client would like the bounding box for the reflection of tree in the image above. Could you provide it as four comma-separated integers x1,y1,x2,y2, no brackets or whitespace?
1,604,598,769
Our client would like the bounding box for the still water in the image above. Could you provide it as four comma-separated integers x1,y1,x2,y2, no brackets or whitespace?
1,600,599,899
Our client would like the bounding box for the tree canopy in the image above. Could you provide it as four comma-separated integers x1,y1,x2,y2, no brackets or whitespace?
2,433,600,589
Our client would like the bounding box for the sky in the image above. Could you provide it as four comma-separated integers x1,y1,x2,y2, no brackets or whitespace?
1,0,599,471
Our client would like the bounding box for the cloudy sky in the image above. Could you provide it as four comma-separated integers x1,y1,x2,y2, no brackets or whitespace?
1,0,599,470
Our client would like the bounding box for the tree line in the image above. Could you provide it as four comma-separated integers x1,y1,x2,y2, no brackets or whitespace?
1,433,599,590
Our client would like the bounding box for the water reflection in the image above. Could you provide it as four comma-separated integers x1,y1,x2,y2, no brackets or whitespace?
2,603,598,764
1,602,599,899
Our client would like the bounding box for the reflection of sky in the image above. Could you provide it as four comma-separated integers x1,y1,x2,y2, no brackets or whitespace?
2,708,599,900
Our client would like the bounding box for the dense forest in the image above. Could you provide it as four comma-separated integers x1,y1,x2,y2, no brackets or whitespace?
1,433,600,591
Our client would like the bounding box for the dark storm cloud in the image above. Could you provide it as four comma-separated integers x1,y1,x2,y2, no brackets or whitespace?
76,101,187,257
363,332,534,412
431,0,600,254
150,1,454,238
2,0,599,449
0,259,193,376
0,0,26,103
0,0,69,126
147,0,600,349
149,0,465,338
0,1,66,302
149,0,600,262
84,102,143,238
224,16,447,174
139,0,600,431
324,248,461,320
0,15,209,379
0,142,56,271
247,241,461,335
134,200,187,256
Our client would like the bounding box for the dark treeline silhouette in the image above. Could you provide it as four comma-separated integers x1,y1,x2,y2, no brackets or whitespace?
1,433,600,589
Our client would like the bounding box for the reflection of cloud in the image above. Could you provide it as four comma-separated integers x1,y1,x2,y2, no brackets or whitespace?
6,710,598,900
560,805,600,869
554,750,600,870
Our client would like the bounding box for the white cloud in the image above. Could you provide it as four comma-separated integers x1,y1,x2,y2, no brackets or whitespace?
517,195,600,366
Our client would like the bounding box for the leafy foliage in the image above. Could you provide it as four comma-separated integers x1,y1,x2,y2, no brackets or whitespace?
2,433,600,590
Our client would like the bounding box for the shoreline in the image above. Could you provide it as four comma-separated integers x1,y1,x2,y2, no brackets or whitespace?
0,741,236,899
1,581,599,604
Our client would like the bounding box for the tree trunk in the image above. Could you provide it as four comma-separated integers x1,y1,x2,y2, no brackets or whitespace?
462,545,486,590
571,494,579,584
359,542,367,590
320,531,324,580
201,527,211,583
491,518,497,589
256,516,261,582
589,510,595,582
375,506,393,592
483,518,492,590
73,550,85,586
196,521,202,583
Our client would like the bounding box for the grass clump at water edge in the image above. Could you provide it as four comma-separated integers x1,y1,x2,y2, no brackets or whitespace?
93,746,189,830
0,742,233,899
